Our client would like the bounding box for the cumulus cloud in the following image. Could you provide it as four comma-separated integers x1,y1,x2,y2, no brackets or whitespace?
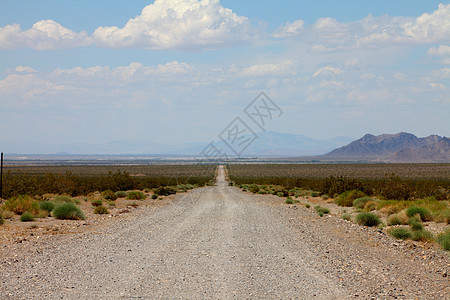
0,20,91,50
15,66,37,73
238,60,298,77
428,45,450,64
273,3,450,50
92,0,255,50
272,20,304,38
312,66,343,78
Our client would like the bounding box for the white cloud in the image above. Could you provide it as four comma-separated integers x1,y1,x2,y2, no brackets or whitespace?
15,66,37,73
428,45,450,64
428,45,450,56
0,20,91,50
432,68,450,78
92,0,255,50
274,4,450,50
239,60,298,77
312,66,343,78
272,20,304,38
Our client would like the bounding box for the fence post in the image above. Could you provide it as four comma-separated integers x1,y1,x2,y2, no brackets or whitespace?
0,152,3,198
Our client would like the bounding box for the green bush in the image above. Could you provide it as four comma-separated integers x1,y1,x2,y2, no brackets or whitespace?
387,215,405,226
3,195,35,215
342,213,352,221
314,206,330,217
53,203,85,220
389,228,412,240
335,190,365,207
310,191,320,197
305,204,310,208
352,197,373,209
91,199,103,207
408,217,424,231
127,191,146,200
436,230,450,251
93,205,109,214
356,212,381,227
101,190,117,201
406,206,432,222
321,194,329,200
20,212,35,222
153,186,177,196
115,191,127,198
53,195,74,204
249,185,260,193
39,201,55,213
285,198,294,204
151,194,158,199
411,230,433,242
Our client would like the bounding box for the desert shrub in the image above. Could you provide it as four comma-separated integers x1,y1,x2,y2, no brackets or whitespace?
1,209,14,219
411,230,433,242
353,197,373,209
314,206,330,217
310,191,320,197
406,206,432,222
342,213,352,221
249,185,260,193
143,188,152,193
273,189,289,197
127,191,146,200
101,190,117,201
3,195,36,215
305,204,310,208
322,194,329,200
93,205,109,214
151,194,158,199
356,212,381,227
108,201,116,207
91,199,103,207
335,190,365,207
39,201,54,213
389,228,412,240
320,176,364,196
20,212,35,222
36,210,49,218
115,191,127,198
0,214,4,226
379,174,411,200
285,198,294,204
53,203,85,220
408,217,424,231
436,230,450,251
153,186,176,196
53,195,74,204
363,200,378,212
387,214,405,226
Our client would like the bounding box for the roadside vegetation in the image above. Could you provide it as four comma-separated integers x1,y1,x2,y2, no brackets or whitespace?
0,165,215,228
229,164,450,251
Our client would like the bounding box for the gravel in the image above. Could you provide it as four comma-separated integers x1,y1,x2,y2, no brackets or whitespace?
1,166,449,299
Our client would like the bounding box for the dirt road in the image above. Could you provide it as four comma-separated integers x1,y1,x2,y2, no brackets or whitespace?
1,166,449,299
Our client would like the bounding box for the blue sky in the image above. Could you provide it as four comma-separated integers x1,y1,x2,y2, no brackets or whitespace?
0,0,449,152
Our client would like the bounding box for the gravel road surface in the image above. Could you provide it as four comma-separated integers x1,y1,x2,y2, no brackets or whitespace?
1,166,449,299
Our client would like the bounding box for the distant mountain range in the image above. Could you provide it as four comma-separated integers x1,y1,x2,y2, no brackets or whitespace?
0,132,354,156
323,132,449,162
2,132,448,162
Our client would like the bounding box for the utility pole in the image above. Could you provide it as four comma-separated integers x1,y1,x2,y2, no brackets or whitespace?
0,152,3,198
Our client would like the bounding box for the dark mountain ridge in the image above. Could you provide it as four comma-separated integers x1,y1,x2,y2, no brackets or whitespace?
323,132,449,162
